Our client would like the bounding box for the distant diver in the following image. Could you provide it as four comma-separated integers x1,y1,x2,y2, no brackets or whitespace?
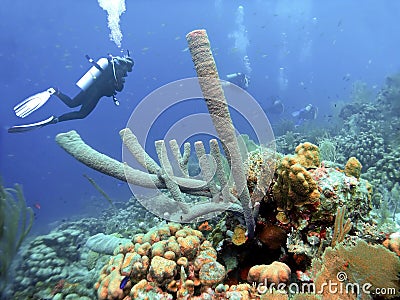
291,103,318,127
225,72,250,90
267,98,285,115
8,52,134,133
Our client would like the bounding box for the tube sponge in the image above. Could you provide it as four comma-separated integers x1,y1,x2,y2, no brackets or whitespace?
186,29,255,238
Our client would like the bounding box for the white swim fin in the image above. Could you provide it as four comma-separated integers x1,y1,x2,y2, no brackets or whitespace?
13,88,56,118
8,116,57,133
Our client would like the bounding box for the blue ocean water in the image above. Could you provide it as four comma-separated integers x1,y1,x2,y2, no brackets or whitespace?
1,0,399,231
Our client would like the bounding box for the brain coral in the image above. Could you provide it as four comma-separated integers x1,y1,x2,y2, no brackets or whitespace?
247,261,291,285
295,142,321,168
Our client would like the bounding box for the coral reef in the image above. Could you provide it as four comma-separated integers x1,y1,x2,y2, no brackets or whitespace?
12,226,96,299
258,142,374,267
94,223,229,299
15,29,400,300
7,197,161,299
312,239,400,299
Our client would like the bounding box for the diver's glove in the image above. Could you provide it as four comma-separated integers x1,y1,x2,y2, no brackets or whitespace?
14,87,56,118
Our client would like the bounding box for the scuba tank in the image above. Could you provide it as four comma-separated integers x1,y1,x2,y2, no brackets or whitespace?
76,56,110,91
226,73,240,80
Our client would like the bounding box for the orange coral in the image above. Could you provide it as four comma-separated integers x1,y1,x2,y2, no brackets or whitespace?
247,261,291,285
177,235,201,260
198,221,212,231
95,224,232,299
97,269,126,300
344,156,362,179
312,240,400,299
176,279,195,298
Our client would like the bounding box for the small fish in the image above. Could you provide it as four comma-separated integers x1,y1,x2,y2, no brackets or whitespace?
120,276,130,289
34,203,41,210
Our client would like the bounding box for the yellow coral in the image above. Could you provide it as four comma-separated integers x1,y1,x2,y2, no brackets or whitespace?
272,155,320,224
232,225,247,246
295,142,320,168
344,156,362,179
177,234,201,261
148,255,177,285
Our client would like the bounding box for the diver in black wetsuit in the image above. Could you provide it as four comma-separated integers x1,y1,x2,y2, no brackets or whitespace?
291,103,318,127
54,56,133,123
8,53,134,133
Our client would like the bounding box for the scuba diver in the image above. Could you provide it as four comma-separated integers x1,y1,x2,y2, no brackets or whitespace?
267,98,285,115
225,72,250,90
8,52,134,133
291,103,318,127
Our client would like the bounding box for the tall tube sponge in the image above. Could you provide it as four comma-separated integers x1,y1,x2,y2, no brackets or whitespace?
186,29,255,238
98,0,126,48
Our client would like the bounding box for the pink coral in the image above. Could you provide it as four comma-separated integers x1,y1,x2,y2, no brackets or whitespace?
247,261,291,285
